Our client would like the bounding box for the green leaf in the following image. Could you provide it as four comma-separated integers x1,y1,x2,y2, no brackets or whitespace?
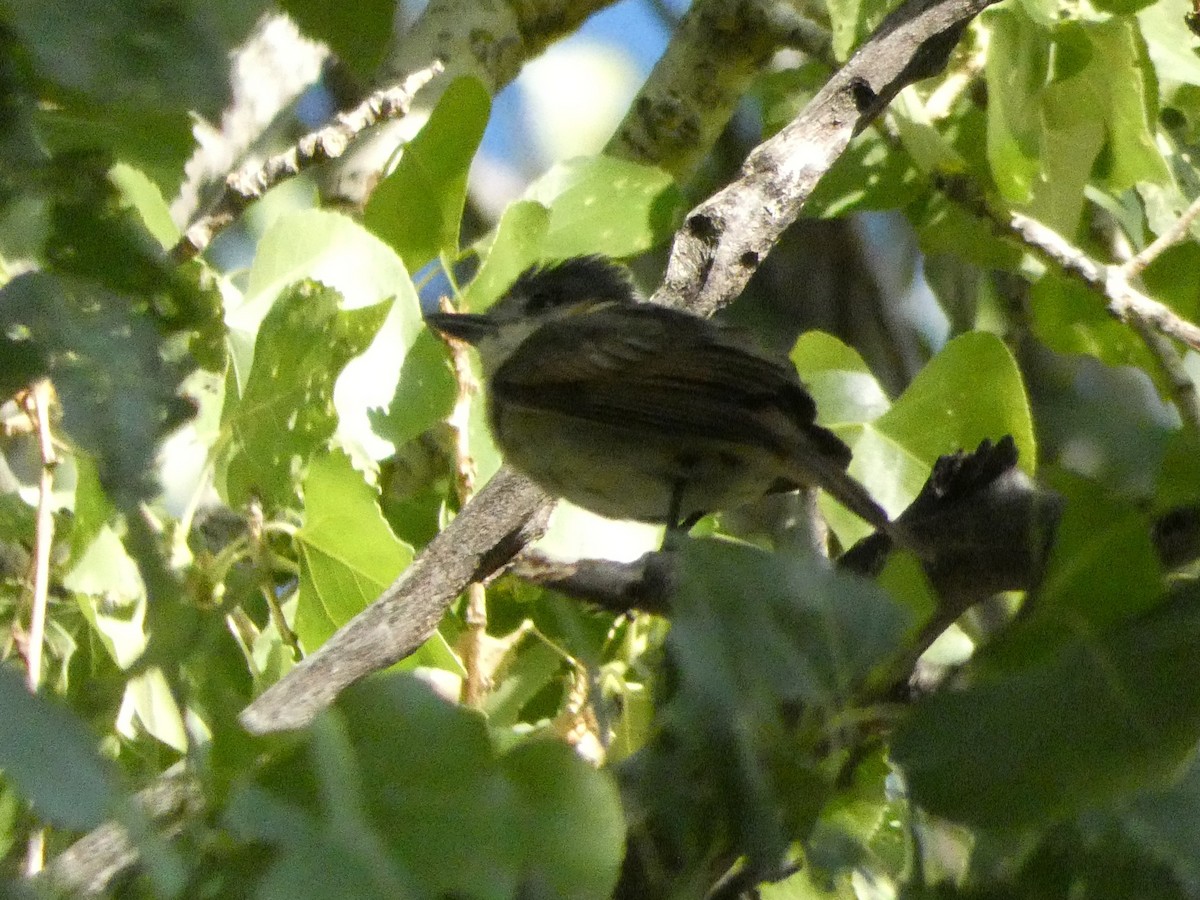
793,332,891,426
1028,273,1161,381
295,451,414,650
825,0,895,60
108,162,178,249
1089,18,1169,192
1141,242,1200,325
461,200,552,311
6,0,250,118
876,331,1036,473
674,538,910,716
233,209,427,462
984,6,1050,205
364,77,491,272
754,65,827,138
792,331,875,377
502,740,625,899
634,538,910,872
44,99,194,201
366,327,456,451
65,525,148,669
1156,427,1200,509
277,0,396,80
1028,73,1104,233
233,675,625,899
483,638,565,728
1106,753,1200,894
0,665,119,830
525,155,683,259
0,272,195,507
978,477,1162,670
910,190,1023,270
0,493,35,546
985,10,1167,233
223,281,390,508
793,331,1035,546
827,0,865,60
892,586,1200,827
121,667,189,752
1138,0,1200,87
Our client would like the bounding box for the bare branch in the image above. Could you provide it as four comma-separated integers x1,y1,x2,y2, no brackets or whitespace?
510,550,675,615
1124,191,1200,277
606,0,827,180
35,769,202,898
1008,212,1200,432
652,0,1001,317
172,16,328,228
1007,213,1200,352
381,0,618,93
240,467,552,734
171,61,445,264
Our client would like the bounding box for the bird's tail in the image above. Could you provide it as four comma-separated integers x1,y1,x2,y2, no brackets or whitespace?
786,451,921,555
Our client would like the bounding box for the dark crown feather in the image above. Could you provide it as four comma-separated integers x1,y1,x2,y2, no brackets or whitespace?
502,256,638,315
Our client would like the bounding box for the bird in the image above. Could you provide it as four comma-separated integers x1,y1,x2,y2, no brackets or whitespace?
425,255,899,543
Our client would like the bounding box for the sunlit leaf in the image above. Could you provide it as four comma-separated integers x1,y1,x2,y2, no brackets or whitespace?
223,281,389,508
295,451,414,650
233,209,426,463
525,156,682,259
876,331,1036,472
364,77,491,271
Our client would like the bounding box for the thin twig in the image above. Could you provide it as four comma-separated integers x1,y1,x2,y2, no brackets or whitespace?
1124,192,1200,277
1007,211,1200,432
19,379,56,878
248,499,301,661
172,60,445,263
438,295,489,707
1008,212,1200,352
20,379,57,695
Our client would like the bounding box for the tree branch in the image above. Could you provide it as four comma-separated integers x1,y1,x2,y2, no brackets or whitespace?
171,61,444,263
380,0,618,94
35,769,202,898
1007,211,1200,433
606,0,827,180
1008,212,1200,353
239,467,552,733
652,0,1002,317
1124,191,1200,277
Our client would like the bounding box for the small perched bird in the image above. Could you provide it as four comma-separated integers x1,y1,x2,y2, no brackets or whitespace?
425,255,897,539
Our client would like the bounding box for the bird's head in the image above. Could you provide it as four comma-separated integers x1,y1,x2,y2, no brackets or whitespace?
425,256,637,369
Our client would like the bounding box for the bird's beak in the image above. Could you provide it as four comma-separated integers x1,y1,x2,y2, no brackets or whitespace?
424,312,497,345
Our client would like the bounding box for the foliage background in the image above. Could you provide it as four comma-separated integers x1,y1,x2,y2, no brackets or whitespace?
2,0,1200,896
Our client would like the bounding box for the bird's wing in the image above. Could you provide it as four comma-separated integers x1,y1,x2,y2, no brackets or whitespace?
492,304,851,467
